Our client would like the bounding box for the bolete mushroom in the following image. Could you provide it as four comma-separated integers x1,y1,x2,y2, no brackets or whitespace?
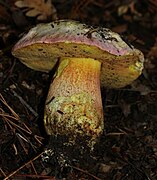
12,20,144,149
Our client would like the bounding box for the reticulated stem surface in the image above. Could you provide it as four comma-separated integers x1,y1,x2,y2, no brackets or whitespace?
44,57,104,145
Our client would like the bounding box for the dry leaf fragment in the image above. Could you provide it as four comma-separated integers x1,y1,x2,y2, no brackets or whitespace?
15,0,57,21
118,2,141,17
118,5,129,16
99,163,112,173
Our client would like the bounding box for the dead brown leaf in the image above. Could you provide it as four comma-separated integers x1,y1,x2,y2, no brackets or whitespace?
118,2,141,17
118,5,129,16
99,163,112,173
0,5,11,23
15,0,57,21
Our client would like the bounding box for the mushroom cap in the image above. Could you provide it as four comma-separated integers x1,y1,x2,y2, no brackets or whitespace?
12,20,144,88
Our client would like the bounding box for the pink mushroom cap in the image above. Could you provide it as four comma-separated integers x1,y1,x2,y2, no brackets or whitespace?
12,20,144,88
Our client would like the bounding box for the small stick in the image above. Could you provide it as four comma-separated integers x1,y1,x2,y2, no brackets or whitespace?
69,165,101,180
0,93,19,119
0,113,19,121
4,151,44,180
106,132,126,136
14,174,55,179
0,168,7,177
10,89,38,117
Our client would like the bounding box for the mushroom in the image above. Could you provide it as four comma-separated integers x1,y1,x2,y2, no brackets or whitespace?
12,20,144,149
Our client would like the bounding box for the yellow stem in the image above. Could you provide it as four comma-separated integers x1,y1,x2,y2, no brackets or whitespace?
44,58,104,147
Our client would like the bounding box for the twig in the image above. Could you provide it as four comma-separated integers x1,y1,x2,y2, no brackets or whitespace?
1,98,42,153
0,93,19,119
14,174,55,179
12,143,18,155
30,161,38,175
106,132,126,136
0,168,7,177
0,113,19,121
10,89,38,117
4,117,32,135
69,165,101,180
4,151,44,180
23,122,32,134
34,135,44,145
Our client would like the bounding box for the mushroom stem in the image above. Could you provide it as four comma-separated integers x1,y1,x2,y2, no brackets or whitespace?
44,57,104,146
